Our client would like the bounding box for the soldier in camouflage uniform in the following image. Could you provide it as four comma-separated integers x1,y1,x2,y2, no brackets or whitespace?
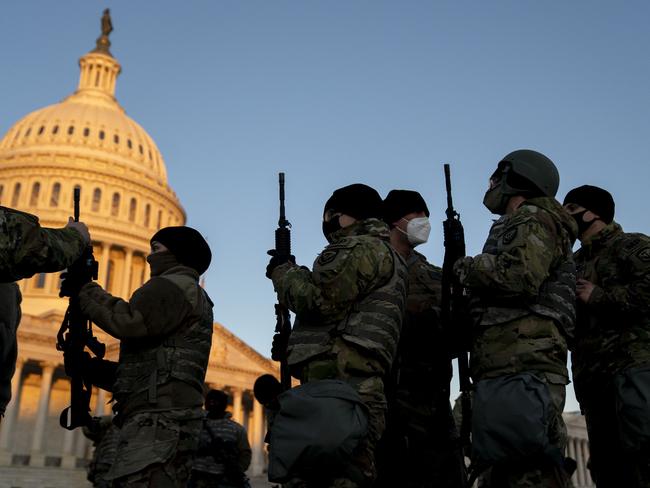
0,207,89,419
83,415,120,488
69,226,214,487
267,183,408,487
375,190,465,488
190,389,252,488
454,150,578,487
563,185,650,487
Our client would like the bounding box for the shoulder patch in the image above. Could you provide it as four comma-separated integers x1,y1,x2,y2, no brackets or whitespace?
501,227,518,246
317,249,339,266
637,247,650,263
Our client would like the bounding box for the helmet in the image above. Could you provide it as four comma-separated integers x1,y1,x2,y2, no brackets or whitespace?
498,149,560,197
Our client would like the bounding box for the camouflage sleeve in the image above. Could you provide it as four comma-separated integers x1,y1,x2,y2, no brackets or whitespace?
271,239,393,322
455,213,555,297
78,278,193,339
237,424,252,471
588,240,650,314
0,208,85,282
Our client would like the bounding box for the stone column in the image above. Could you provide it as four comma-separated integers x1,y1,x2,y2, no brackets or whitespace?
232,388,243,424
121,249,133,297
575,439,585,486
581,439,591,486
30,362,56,466
566,438,576,486
0,358,25,465
95,388,107,417
250,398,265,476
98,244,111,286
61,428,77,468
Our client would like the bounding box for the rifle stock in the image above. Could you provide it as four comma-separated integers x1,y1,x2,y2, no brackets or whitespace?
56,188,103,429
274,173,292,390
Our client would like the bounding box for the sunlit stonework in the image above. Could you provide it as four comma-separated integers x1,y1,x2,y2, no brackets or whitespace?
0,12,273,487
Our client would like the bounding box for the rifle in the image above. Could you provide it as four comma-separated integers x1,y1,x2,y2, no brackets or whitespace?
440,164,472,457
274,173,292,390
56,187,105,429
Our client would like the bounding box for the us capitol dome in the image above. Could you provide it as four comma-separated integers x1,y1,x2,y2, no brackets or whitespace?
0,12,274,485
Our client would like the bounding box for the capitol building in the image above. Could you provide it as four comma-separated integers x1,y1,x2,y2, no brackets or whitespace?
0,12,276,487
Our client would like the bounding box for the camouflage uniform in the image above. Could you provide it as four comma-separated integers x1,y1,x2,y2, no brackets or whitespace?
78,264,214,487
83,416,120,488
572,222,650,487
271,218,408,487
455,197,577,488
190,412,252,487
0,206,85,414
376,251,465,488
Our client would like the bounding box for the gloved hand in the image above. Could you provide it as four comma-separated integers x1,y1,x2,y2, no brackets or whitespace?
266,250,295,279
271,333,289,361
59,271,85,297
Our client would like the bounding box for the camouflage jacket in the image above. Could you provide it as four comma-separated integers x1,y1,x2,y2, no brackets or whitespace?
572,222,650,398
387,251,458,439
271,218,408,375
192,412,252,477
455,197,578,381
0,206,85,414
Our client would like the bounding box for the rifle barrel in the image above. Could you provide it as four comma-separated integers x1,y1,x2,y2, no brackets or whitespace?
73,187,80,222
444,164,454,211
279,172,286,225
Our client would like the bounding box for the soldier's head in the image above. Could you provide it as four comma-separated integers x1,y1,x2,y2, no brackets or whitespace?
382,190,431,254
484,149,560,215
253,374,283,411
148,226,212,277
563,185,614,240
205,389,229,415
322,184,383,242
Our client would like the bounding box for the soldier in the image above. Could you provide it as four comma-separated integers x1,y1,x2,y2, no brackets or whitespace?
376,189,465,488
454,150,577,487
0,208,89,420
66,226,213,487
83,415,119,488
190,389,252,488
563,185,650,487
267,183,408,487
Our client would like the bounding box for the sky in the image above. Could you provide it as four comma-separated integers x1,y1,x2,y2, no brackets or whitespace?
2,1,649,412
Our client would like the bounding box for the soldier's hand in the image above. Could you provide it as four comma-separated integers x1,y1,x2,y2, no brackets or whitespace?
266,250,295,279
66,217,90,244
271,333,289,361
59,271,88,297
576,278,596,303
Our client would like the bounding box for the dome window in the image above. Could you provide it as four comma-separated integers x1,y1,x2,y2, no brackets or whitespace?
128,198,137,222
38,126,45,135
144,204,151,227
99,130,105,140
111,192,121,217
11,183,21,207
83,128,90,137
52,125,59,135
114,134,119,144
24,128,31,138
148,150,152,161
138,144,143,155
0,185,4,204
157,210,162,229
106,259,115,292
127,139,132,149
92,188,102,212
50,183,61,207
30,182,41,207
68,126,74,135
35,273,47,289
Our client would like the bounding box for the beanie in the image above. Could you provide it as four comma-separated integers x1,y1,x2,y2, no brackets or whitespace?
563,185,615,224
323,184,383,220
382,190,430,226
150,226,212,275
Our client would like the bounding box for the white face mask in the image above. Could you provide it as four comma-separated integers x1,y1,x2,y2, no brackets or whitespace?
399,217,431,246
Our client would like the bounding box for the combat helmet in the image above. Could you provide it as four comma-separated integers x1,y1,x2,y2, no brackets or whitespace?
497,149,559,198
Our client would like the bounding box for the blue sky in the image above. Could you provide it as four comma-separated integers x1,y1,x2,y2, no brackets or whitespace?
2,1,649,411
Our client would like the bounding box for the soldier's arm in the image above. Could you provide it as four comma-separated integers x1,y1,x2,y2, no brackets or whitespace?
455,215,554,297
271,241,392,321
588,241,650,314
238,425,252,472
2,210,86,281
78,278,193,339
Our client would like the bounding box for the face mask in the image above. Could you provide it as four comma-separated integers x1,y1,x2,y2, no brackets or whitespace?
483,186,510,215
146,250,179,277
399,217,431,246
322,215,342,241
571,209,597,236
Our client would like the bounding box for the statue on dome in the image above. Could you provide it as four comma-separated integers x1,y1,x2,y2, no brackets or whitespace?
94,9,113,55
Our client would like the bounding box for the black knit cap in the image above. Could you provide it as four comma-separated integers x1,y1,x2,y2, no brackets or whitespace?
150,226,212,275
563,185,615,224
323,184,383,220
382,190,430,226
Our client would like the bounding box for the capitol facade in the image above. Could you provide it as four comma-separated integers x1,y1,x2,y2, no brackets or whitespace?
0,13,275,488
